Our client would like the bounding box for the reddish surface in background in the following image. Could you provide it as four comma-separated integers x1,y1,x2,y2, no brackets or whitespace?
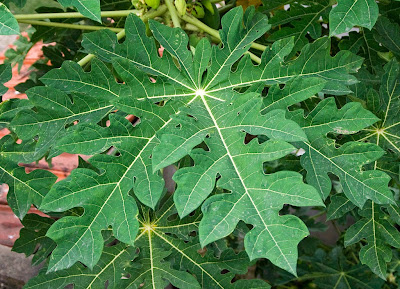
0,39,78,247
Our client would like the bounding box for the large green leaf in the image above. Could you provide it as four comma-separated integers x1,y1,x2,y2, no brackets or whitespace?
27,197,270,289
0,3,19,35
38,6,368,277
329,0,379,36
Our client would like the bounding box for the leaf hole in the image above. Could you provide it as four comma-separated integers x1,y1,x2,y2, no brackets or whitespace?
220,269,229,275
244,133,257,144
167,213,179,221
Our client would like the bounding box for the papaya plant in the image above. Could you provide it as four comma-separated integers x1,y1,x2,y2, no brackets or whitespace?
0,0,400,288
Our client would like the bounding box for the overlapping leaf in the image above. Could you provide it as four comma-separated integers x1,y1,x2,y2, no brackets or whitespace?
24,242,139,289
0,63,11,96
0,3,19,35
122,197,269,289
345,201,400,279
374,16,400,59
57,0,101,22
0,136,57,219
286,98,393,207
329,0,379,36
358,59,400,156
12,214,56,266
298,247,385,288
264,0,331,53
9,85,113,159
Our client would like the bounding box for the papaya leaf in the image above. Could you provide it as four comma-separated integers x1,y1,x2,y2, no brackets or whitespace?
12,214,56,266
358,59,400,156
38,6,370,278
298,247,385,288
329,0,379,36
0,135,57,219
265,0,331,54
345,201,400,279
57,0,101,22
0,63,11,97
0,3,19,35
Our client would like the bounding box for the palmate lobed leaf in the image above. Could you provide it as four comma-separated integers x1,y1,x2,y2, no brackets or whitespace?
14,4,391,282
298,247,385,289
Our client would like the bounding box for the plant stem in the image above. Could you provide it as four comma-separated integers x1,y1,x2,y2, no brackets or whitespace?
181,14,263,63
77,5,167,67
181,13,267,52
309,210,326,220
14,10,140,20
17,19,124,32
165,0,181,27
218,3,235,13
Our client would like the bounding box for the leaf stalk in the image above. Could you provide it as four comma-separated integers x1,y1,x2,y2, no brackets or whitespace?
165,0,181,27
17,19,124,32
181,13,267,52
14,10,140,20
77,5,168,67
181,13,263,63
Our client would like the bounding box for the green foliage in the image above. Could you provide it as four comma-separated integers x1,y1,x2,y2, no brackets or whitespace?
329,0,379,36
1,0,400,288
0,3,19,34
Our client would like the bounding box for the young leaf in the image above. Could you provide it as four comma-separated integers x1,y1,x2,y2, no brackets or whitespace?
329,0,379,36
0,3,19,35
